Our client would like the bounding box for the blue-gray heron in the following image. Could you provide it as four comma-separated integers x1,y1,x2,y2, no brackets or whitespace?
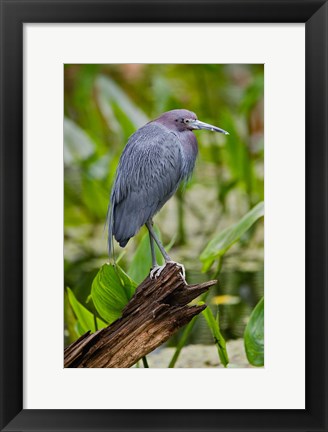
108,109,228,279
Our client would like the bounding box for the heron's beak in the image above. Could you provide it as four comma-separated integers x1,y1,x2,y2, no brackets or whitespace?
192,119,229,135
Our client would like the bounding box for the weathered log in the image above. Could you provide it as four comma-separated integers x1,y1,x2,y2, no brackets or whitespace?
64,262,217,368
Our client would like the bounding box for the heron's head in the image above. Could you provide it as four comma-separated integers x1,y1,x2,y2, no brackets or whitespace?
156,109,229,135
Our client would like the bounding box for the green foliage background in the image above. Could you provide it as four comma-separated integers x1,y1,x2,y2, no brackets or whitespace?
64,64,264,356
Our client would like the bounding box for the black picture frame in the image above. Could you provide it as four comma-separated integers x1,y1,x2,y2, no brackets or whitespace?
1,1,327,431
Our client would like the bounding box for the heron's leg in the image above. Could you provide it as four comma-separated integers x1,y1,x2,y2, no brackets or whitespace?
146,221,186,281
146,221,171,262
148,226,157,268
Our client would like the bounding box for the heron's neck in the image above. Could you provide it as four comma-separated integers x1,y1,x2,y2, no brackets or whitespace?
179,131,198,180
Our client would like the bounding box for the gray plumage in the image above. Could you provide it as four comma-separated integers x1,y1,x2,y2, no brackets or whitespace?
108,109,228,255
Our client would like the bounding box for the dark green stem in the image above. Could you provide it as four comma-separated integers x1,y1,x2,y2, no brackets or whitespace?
168,316,197,368
213,257,223,280
93,313,98,331
142,356,149,368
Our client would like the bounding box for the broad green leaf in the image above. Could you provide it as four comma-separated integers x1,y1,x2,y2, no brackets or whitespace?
202,303,229,367
200,201,264,271
91,263,137,324
244,297,264,367
66,287,107,335
128,227,164,284
64,289,80,343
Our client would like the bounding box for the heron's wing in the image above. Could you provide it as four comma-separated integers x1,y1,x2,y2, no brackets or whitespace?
109,123,182,248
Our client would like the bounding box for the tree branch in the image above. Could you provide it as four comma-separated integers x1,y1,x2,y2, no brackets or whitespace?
64,263,217,368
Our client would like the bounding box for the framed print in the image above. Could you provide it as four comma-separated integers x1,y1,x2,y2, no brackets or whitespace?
0,1,327,431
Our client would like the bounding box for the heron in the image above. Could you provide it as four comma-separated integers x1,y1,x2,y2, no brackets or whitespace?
108,109,228,280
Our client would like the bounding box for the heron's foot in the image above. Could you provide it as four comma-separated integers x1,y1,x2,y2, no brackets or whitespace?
166,260,186,283
150,264,166,280
150,261,187,283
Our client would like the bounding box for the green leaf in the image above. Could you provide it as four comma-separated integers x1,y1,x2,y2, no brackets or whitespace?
95,75,149,132
91,263,137,324
81,175,108,220
200,201,264,271
244,297,264,366
202,303,229,367
66,287,107,335
239,74,264,113
64,118,95,165
128,227,164,284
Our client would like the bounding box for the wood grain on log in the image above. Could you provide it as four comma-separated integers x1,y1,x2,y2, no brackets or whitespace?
64,263,217,368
